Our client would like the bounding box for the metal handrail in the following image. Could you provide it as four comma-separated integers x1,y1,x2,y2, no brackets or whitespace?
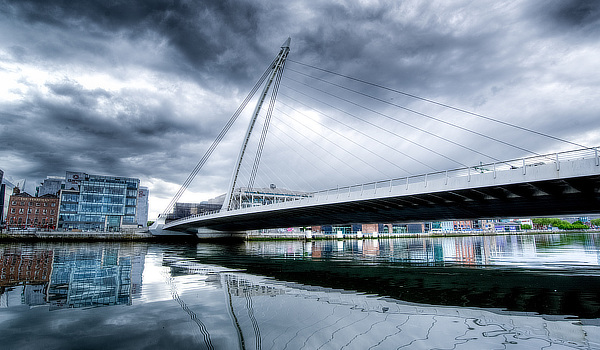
309,146,599,199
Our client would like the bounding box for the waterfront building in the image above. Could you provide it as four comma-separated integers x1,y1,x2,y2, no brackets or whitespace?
58,171,140,231
37,176,65,196
440,221,454,232
478,219,497,231
1,170,6,226
137,187,149,227
168,201,222,221
228,186,312,210
6,188,60,229
404,223,425,233
494,221,521,232
453,220,474,231
361,223,379,234
0,170,17,227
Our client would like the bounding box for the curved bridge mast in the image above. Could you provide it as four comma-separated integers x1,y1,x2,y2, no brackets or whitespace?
222,38,291,212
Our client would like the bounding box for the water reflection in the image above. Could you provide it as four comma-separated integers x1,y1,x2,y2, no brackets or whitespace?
244,233,600,268
0,235,599,349
165,250,600,350
0,244,145,309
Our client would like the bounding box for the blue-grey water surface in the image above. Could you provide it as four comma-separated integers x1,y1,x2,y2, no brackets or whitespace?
1,233,600,349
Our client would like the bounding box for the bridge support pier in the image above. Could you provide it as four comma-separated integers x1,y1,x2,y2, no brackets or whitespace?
196,228,246,240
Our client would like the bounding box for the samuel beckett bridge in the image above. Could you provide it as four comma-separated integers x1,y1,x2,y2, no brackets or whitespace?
150,38,600,237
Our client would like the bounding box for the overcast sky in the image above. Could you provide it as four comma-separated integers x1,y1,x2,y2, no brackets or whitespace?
1,0,599,220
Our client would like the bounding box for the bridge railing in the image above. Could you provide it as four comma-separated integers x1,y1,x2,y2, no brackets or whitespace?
165,146,599,227
309,146,599,200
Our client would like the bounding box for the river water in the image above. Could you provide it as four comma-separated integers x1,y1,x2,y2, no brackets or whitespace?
1,233,600,349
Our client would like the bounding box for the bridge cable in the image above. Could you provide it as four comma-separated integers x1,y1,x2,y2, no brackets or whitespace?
278,91,437,173
275,100,413,176
286,68,535,160
261,118,354,190
237,114,318,194
282,78,471,168
288,59,589,149
272,104,392,182
161,56,279,216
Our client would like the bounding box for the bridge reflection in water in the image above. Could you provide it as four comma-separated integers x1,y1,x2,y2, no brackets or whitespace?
1,235,599,349
169,233,600,349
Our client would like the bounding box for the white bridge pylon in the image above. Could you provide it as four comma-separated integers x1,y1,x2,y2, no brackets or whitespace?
223,38,291,213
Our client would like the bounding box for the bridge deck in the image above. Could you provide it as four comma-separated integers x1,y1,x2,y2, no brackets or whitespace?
164,149,600,233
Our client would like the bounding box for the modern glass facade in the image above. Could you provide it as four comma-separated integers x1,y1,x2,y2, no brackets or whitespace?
59,172,140,231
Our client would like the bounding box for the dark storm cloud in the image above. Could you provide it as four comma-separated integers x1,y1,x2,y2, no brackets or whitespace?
548,0,600,28
3,0,268,85
0,76,217,184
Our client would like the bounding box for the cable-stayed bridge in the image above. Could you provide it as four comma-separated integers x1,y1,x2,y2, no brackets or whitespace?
150,39,600,236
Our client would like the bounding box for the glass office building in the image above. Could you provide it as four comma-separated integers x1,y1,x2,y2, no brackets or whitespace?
59,171,140,231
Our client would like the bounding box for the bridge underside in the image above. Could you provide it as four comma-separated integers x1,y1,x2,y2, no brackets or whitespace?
168,175,600,233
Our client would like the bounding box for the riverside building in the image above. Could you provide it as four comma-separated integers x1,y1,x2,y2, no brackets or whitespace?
6,188,60,229
58,171,143,232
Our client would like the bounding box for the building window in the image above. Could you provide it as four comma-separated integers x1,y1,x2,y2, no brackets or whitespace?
51,203,56,207
49,218,54,224
35,209,39,214
10,208,15,214
29,202,33,206
36,202,40,206
17,218,22,224
10,218,14,224
27,208,32,214
44,203,48,207
20,201,25,206
19,208,24,214
11,201,16,205
43,209,47,215
50,210,55,215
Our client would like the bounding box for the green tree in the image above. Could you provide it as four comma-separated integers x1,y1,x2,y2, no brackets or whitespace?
532,218,589,230
591,218,600,227
571,221,588,230
521,224,532,230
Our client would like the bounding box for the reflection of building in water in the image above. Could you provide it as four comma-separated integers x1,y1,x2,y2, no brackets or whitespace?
0,248,54,307
48,248,144,309
0,248,54,287
224,275,284,297
0,246,145,309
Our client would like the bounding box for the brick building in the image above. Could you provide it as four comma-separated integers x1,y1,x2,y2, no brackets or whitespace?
6,188,59,229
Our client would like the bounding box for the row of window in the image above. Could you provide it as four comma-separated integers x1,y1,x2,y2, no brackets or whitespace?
10,208,56,215
80,194,126,204
79,204,126,214
11,201,56,207
61,193,80,202
59,214,136,223
9,217,55,225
